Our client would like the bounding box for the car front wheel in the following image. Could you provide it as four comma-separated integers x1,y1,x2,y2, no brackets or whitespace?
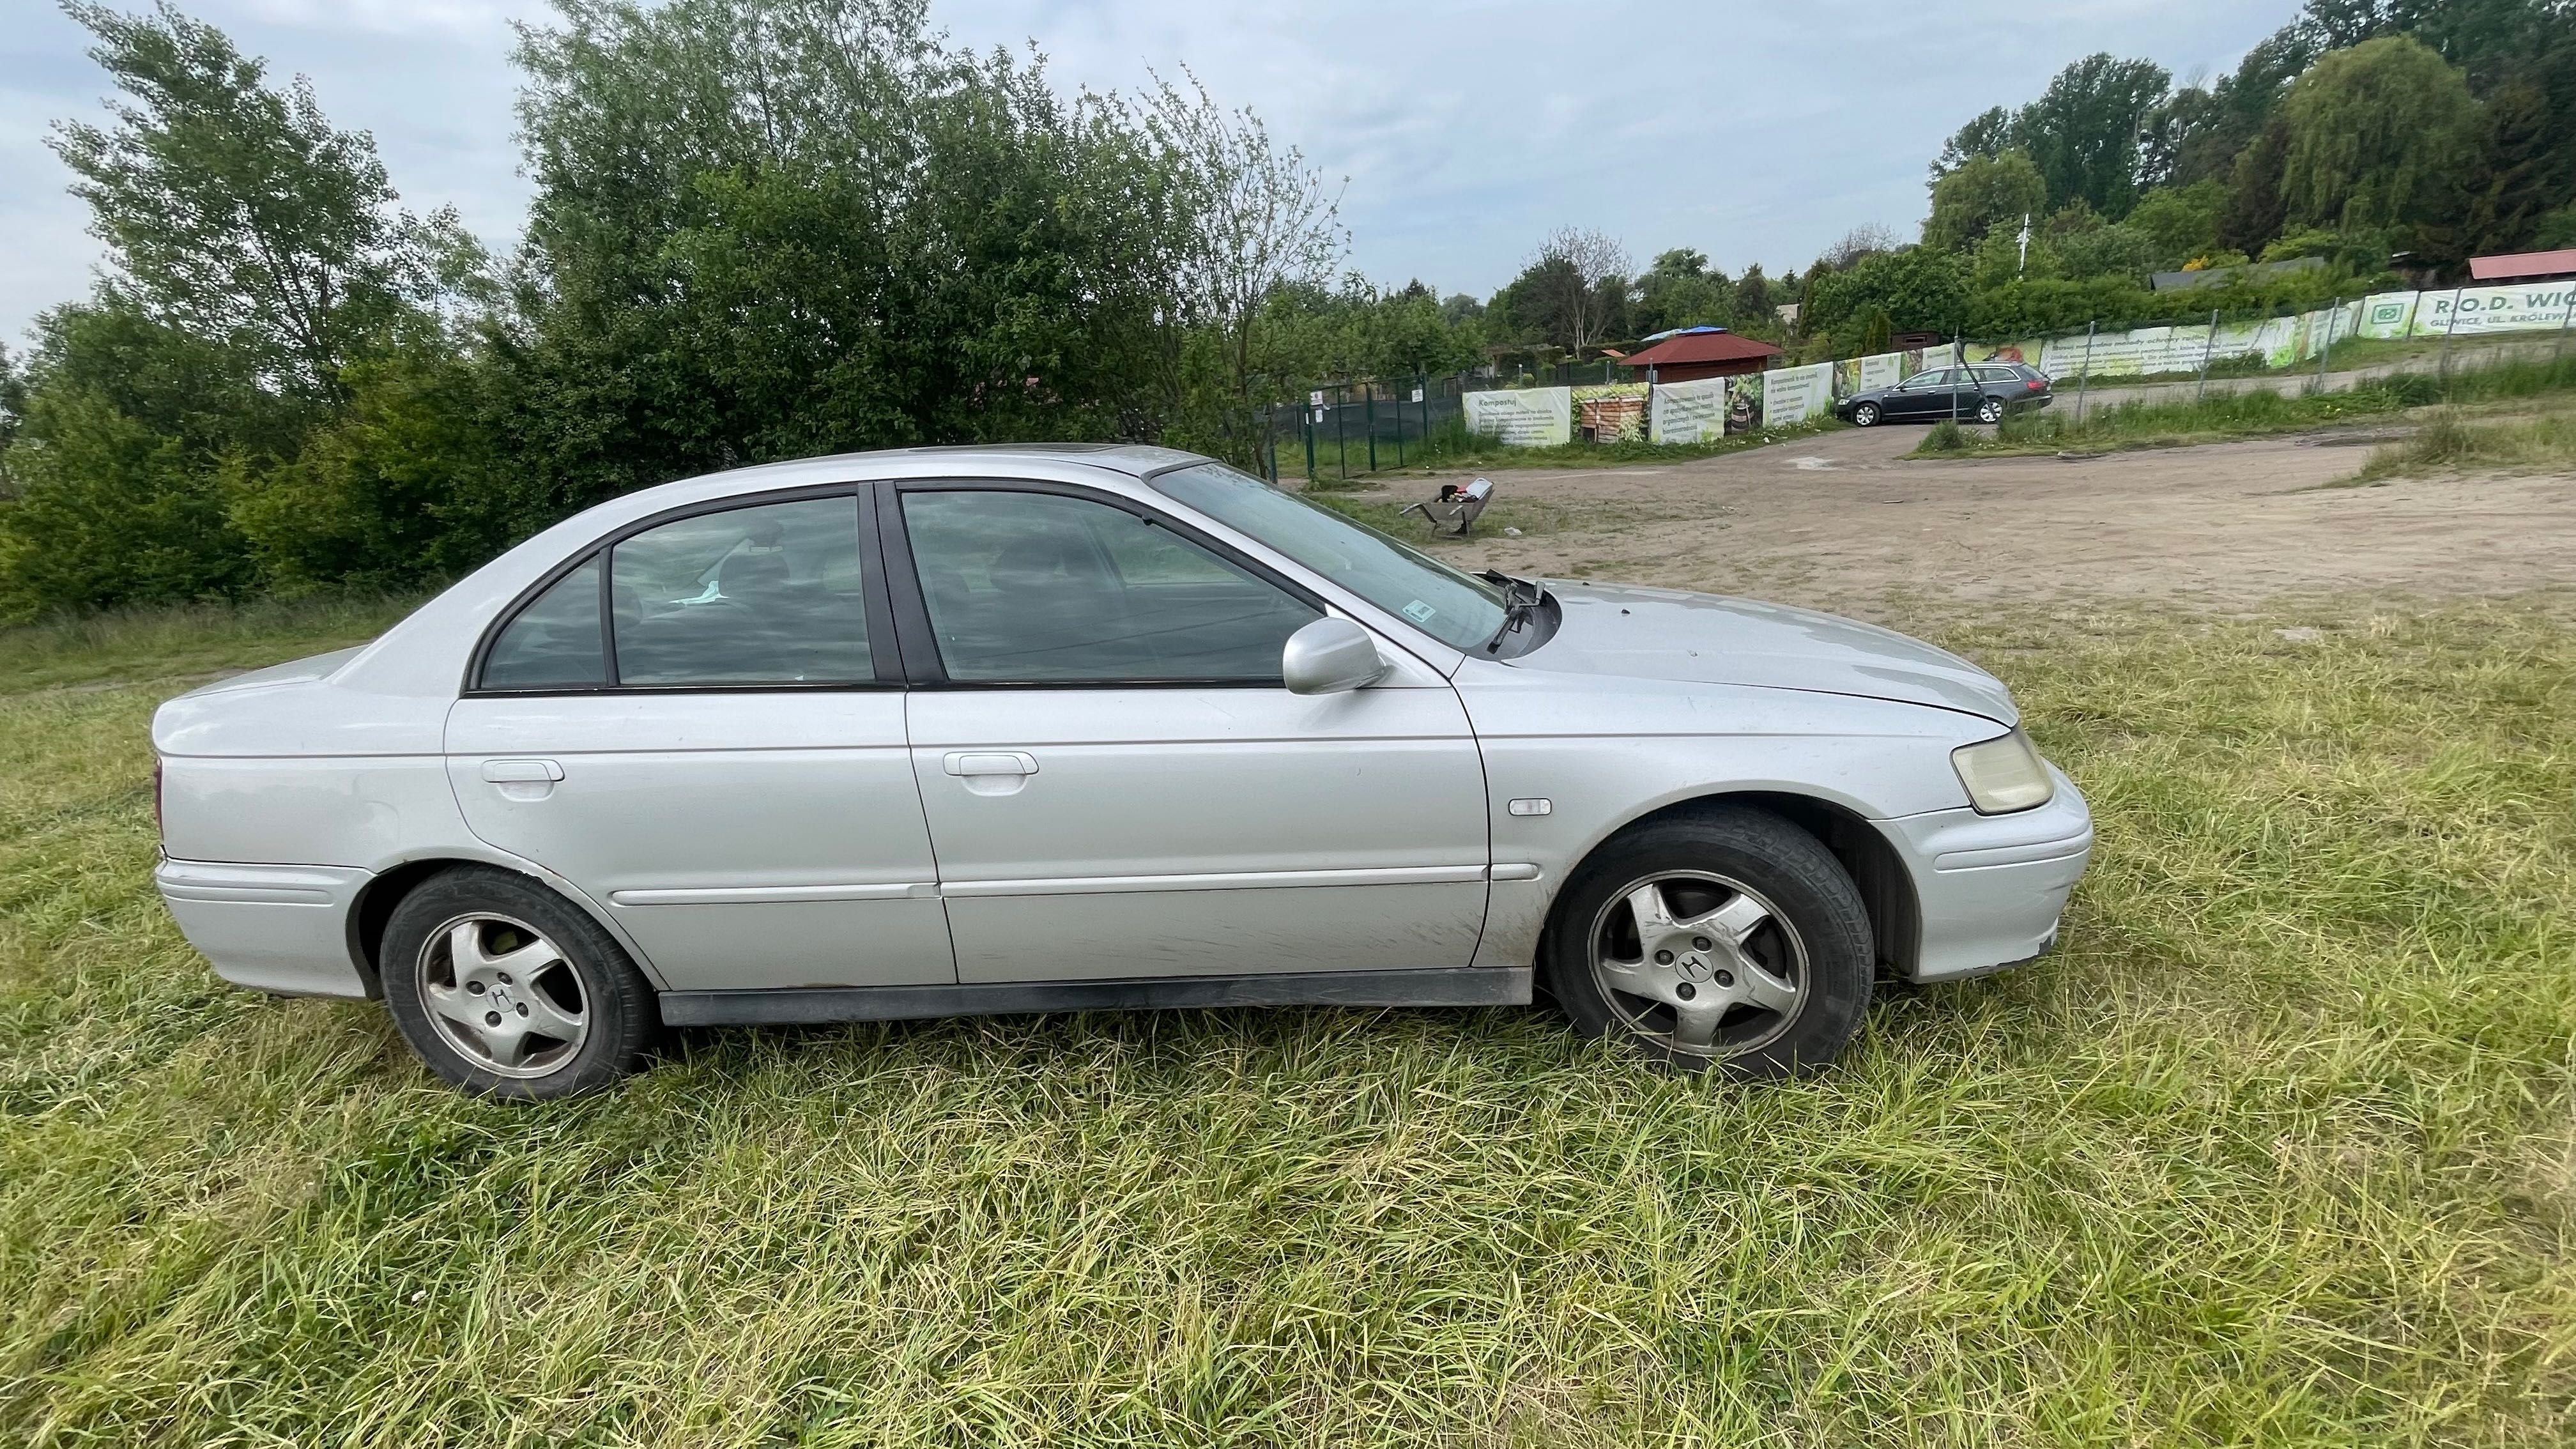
1544,808,1873,1077
1851,401,1880,427
381,866,661,1100
1977,397,2005,424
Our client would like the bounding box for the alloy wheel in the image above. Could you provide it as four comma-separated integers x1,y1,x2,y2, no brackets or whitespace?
416,913,591,1078
1588,871,1809,1059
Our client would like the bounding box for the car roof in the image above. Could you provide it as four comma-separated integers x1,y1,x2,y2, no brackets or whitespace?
704,441,1208,486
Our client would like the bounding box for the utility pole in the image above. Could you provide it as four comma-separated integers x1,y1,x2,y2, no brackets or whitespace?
2016,212,2032,279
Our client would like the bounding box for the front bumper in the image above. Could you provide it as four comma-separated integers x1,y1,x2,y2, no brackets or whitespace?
156,857,372,997
1883,767,2092,983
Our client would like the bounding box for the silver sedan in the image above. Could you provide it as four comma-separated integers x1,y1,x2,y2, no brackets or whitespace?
152,445,2092,1098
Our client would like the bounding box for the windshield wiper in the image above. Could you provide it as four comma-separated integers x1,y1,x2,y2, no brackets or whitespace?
1478,569,1546,652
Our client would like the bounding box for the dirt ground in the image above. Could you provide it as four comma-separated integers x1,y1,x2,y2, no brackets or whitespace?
1381,424,2576,617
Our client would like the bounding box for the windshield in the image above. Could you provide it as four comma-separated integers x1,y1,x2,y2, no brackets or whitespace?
1150,463,1508,652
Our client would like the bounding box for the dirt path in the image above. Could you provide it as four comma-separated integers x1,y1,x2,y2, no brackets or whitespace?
1376,425,2576,615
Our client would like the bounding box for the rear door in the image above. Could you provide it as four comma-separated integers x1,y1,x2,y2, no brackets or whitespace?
446,488,954,992
885,482,1491,986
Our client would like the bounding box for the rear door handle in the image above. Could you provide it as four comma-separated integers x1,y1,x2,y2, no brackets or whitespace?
480,758,565,783
943,751,1038,778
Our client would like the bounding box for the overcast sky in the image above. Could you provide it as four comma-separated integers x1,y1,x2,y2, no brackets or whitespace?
0,0,2304,348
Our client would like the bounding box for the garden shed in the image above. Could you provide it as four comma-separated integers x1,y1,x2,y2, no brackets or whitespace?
1618,326,1783,383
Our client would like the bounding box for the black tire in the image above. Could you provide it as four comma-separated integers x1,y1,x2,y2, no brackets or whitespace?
1542,808,1873,1078
1851,401,1880,427
380,866,661,1101
1977,397,2005,424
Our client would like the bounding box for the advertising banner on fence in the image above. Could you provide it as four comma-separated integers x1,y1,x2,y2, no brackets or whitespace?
1648,377,1729,444
1572,383,1648,443
1826,348,1929,397
1724,374,1765,434
1460,387,1570,447
2357,291,2418,339
1761,363,1834,427
2409,284,2576,338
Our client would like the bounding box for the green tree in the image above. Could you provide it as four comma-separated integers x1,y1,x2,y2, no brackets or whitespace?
46,1,473,401
2016,54,2172,218
503,0,1231,507
1942,55,2170,218
2122,181,2228,267
2279,36,2483,239
1800,248,1968,341
1923,151,2048,253
1631,247,1733,337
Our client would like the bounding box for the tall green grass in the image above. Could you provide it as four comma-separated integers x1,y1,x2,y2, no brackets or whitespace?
3,601,2574,1444
2354,408,2576,481
1932,353,2576,458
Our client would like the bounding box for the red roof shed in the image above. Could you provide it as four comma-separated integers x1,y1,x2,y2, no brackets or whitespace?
2469,249,2576,282
1618,330,1784,382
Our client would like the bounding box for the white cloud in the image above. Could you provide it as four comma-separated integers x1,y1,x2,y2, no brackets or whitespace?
0,0,2303,346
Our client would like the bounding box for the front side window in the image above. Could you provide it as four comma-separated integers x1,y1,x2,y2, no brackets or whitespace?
482,556,606,690
1149,462,1506,653
610,496,871,686
901,489,1319,682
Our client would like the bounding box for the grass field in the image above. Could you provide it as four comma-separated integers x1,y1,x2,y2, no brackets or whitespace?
1915,355,2576,461
4,597,2575,1445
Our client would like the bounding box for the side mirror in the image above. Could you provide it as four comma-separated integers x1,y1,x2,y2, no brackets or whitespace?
1282,617,1389,695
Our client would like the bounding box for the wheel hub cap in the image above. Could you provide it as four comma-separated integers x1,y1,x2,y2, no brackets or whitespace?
1588,871,1808,1058
417,914,590,1079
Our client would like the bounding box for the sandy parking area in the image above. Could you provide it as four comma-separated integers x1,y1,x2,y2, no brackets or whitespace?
1376,425,2576,615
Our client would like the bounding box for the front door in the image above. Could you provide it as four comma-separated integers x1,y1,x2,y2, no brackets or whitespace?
447,491,954,992
884,483,1491,985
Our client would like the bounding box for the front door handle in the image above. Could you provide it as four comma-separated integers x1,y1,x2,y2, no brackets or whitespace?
943,751,1038,778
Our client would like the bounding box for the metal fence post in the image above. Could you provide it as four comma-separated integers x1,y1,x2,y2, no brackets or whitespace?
2073,320,2096,425
1303,394,1317,482
2552,287,2573,365
2195,307,2220,404
2437,285,2462,391
1333,384,1349,481
2312,300,2338,396
1365,385,1378,473
1948,332,1962,424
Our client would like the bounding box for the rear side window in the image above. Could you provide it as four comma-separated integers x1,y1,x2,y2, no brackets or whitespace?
481,556,606,690
610,497,871,687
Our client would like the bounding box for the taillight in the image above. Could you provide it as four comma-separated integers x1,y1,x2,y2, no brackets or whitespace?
2026,379,2046,391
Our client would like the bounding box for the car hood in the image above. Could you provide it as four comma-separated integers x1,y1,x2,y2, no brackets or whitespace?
1515,581,2018,725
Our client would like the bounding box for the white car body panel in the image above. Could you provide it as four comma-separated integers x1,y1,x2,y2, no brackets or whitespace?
148,443,2094,1023
907,678,1488,983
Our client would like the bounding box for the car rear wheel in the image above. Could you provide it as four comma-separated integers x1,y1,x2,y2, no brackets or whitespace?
1977,397,2005,424
1544,808,1873,1077
381,866,661,1100
1851,401,1880,427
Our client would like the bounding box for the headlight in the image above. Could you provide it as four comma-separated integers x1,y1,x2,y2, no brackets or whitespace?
1952,729,2055,814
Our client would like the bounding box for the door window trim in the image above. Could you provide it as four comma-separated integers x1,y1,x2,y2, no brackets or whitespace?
463,482,905,698
875,479,1334,690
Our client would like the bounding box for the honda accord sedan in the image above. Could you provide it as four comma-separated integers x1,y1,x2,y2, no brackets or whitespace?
152,445,2091,1099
